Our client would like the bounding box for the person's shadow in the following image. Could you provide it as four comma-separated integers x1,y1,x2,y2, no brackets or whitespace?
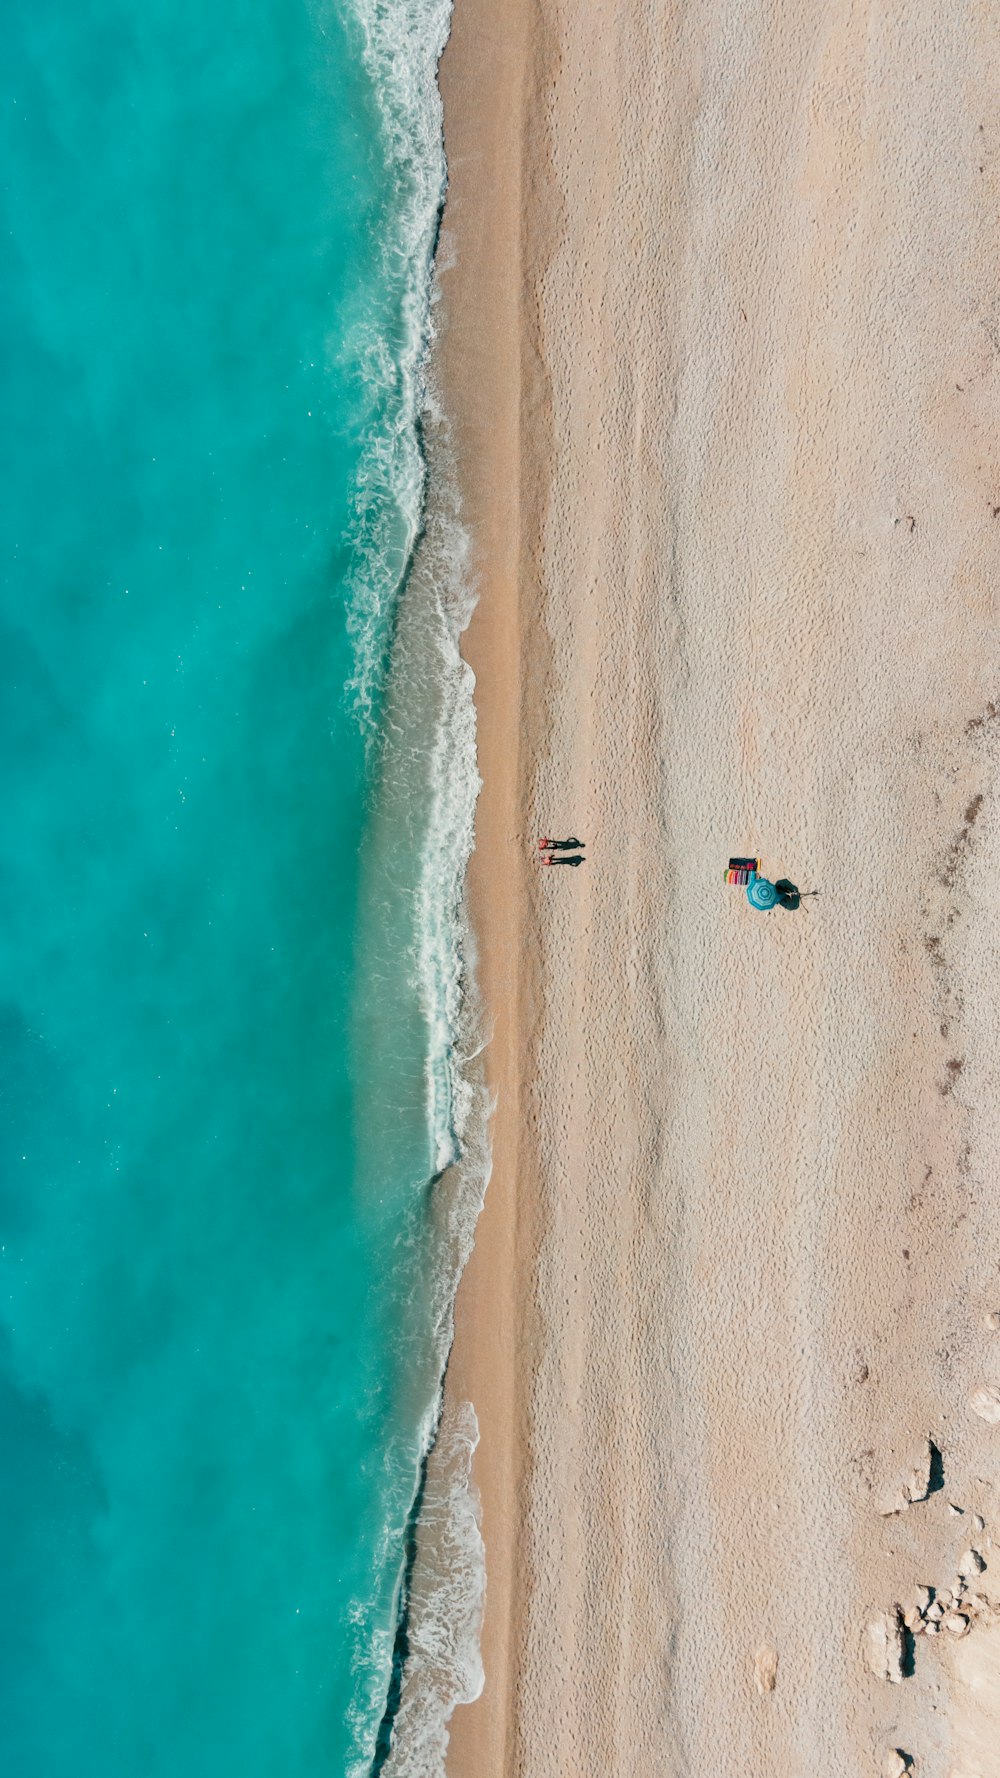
775,878,821,911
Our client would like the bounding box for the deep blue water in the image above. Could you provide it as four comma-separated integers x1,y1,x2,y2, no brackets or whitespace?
0,0,455,1771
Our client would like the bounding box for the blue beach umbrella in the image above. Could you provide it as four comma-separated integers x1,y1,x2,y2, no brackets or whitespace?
746,876,778,911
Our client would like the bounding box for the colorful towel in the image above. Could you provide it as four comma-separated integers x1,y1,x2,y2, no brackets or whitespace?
725,856,760,885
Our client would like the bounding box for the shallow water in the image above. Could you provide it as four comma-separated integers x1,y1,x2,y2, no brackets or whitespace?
0,1,475,1772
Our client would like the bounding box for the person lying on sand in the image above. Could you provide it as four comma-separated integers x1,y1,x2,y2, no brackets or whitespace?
775,878,821,909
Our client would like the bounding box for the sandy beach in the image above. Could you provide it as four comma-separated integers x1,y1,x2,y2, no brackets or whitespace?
436,3,1000,1773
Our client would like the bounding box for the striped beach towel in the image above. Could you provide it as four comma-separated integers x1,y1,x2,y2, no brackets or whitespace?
724,856,760,885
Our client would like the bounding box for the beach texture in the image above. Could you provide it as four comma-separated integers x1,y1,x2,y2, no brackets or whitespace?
438,0,1000,1773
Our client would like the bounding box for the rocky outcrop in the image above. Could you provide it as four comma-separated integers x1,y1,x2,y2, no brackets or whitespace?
900,1562,999,1655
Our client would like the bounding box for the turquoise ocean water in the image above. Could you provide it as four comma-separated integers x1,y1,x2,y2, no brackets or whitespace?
0,1,483,1773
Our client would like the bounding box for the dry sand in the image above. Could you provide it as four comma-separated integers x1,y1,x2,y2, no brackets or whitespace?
435,2,1000,1774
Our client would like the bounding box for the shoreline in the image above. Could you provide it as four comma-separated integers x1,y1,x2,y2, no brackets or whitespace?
433,3,1000,1775
434,0,545,1768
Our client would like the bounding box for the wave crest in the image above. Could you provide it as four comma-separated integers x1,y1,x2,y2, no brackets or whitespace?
337,0,455,730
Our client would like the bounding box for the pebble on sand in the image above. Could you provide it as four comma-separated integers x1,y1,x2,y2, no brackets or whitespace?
969,1384,1000,1423
943,1612,970,1636
984,1311,1000,1332
753,1643,778,1696
865,1610,905,1683
958,1548,986,1579
877,1440,934,1515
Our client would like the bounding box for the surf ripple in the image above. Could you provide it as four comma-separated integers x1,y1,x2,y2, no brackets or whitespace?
338,0,455,731
338,3,490,1773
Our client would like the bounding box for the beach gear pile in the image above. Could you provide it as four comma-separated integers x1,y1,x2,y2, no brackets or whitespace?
725,855,780,912
724,856,759,885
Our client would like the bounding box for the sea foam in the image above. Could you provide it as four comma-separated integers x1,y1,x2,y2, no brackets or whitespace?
345,402,491,1778
340,0,455,732
338,1,491,1772
379,1400,486,1778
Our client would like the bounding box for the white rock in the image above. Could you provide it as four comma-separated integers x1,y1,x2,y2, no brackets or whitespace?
944,1612,970,1636
972,1512,985,1533
865,1610,905,1683
938,1589,954,1608
880,1750,909,1778
878,1487,912,1517
903,1605,922,1631
984,1311,1000,1332
958,1548,986,1578
925,1620,940,1635
948,1502,964,1516
878,1440,934,1514
915,1585,933,1611
969,1384,1000,1423
906,1442,933,1503
753,1643,778,1696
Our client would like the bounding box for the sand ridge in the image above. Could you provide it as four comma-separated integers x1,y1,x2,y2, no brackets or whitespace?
438,2,1000,1774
